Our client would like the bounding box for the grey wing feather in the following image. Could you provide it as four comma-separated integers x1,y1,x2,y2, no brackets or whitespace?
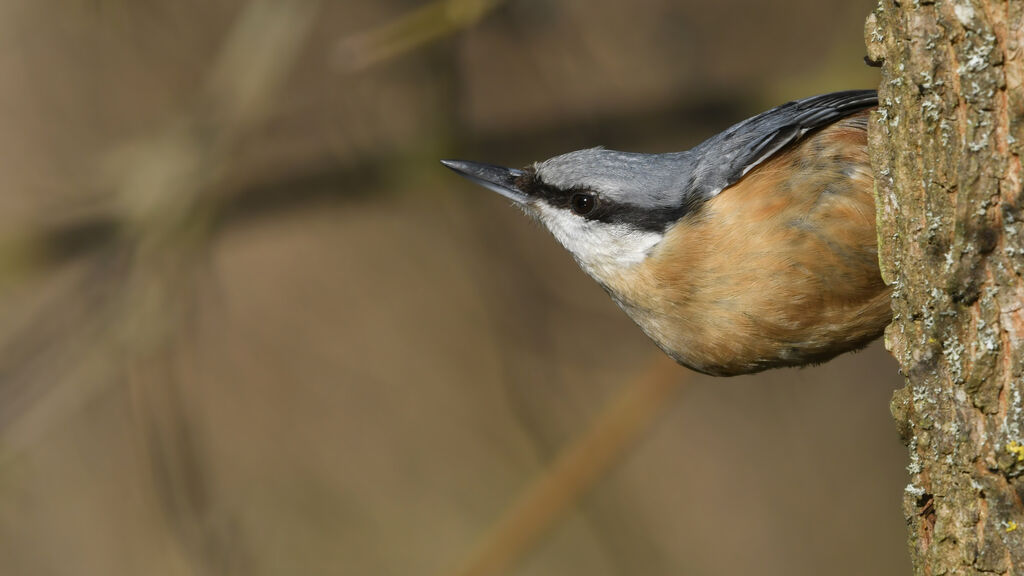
687,90,877,197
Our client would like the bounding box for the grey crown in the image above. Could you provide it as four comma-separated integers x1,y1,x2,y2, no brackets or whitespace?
534,90,878,215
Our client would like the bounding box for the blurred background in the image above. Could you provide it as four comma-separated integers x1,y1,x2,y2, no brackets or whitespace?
0,1,910,574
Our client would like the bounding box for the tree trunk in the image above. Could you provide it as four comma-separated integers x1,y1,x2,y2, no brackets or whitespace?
866,1,1024,573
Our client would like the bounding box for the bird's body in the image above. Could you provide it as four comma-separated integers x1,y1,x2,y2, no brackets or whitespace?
442,91,891,376
597,111,888,375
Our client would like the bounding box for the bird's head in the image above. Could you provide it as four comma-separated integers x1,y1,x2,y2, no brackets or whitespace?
442,148,699,284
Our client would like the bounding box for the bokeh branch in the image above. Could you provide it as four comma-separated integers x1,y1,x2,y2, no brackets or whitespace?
334,0,503,72
3,0,319,445
3,1,319,572
445,355,684,576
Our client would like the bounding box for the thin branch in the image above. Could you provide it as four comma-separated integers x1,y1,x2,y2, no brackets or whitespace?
334,0,504,72
442,354,685,576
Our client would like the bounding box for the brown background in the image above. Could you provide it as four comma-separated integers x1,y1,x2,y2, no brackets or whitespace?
0,1,910,574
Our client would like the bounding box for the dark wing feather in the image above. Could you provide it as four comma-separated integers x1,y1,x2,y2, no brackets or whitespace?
686,90,877,197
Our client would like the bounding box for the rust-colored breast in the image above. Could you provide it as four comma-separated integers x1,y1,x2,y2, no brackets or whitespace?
605,112,891,375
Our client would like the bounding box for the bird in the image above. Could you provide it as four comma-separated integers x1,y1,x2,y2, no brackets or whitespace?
441,90,891,376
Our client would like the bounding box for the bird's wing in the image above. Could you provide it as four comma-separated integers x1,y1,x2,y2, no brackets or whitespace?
687,90,877,197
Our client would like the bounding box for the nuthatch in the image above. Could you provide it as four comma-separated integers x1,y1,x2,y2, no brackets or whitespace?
442,90,891,376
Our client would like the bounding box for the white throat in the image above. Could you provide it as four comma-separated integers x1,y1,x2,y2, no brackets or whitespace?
534,203,663,281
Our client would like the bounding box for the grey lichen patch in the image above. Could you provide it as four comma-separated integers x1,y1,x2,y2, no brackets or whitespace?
1002,204,1023,252
1005,385,1024,440
952,2,974,26
966,117,993,153
908,436,924,474
921,93,943,125
942,335,967,383
957,31,998,76
906,482,928,499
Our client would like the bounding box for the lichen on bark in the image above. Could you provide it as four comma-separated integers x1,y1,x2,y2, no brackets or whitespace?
866,0,1024,573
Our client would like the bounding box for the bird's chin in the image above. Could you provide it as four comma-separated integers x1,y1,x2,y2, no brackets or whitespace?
517,200,543,220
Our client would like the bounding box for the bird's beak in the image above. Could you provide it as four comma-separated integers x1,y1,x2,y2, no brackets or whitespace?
440,159,528,204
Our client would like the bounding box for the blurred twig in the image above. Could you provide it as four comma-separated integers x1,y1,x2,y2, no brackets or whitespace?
2,1,320,574
0,0,500,283
2,0,320,446
115,3,321,573
334,0,504,72
443,354,685,576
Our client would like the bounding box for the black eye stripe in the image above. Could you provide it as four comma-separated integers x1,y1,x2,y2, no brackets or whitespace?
514,168,700,232
514,169,574,208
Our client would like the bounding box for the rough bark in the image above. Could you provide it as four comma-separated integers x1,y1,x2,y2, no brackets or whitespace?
866,1,1024,573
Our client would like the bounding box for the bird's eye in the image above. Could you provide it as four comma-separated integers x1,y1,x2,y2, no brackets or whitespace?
570,192,596,216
